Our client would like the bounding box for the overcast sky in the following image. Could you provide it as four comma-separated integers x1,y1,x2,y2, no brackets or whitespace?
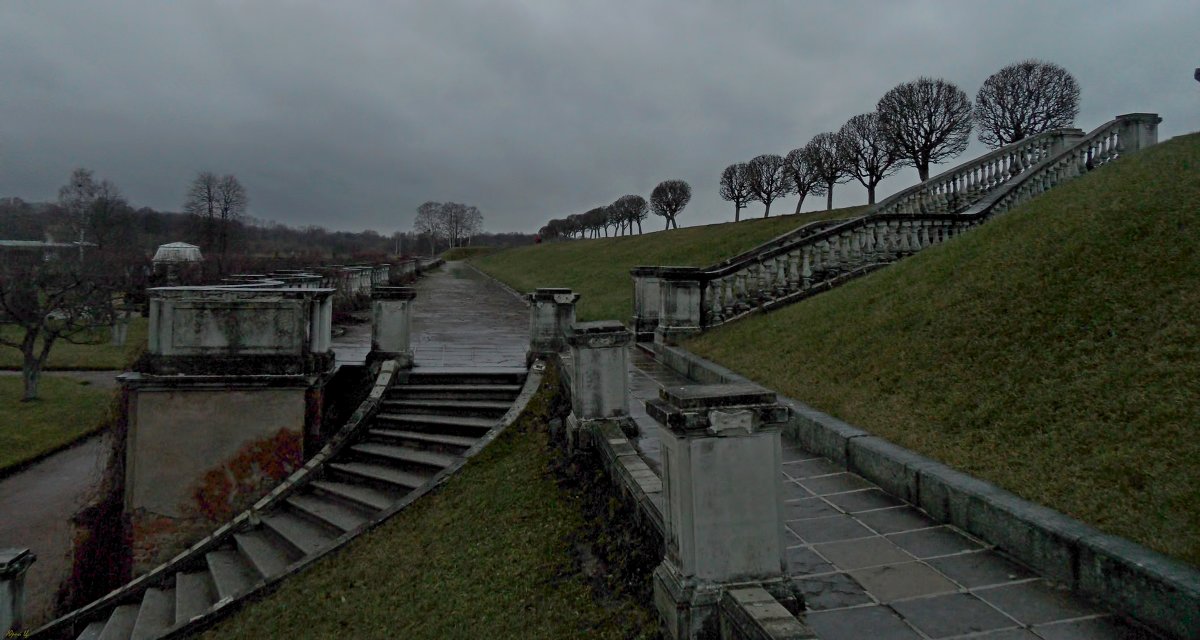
1,1,1196,234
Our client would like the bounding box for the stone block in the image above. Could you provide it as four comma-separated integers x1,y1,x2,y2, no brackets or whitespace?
1076,533,1200,639
566,321,631,422
846,436,930,505
0,548,35,633
371,286,415,366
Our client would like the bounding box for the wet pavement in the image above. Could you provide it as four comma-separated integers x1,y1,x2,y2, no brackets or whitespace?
0,435,108,627
624,344,1161,639
409,261,528,368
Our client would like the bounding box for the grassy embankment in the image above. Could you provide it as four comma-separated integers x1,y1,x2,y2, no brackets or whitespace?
0,319,146,472
0,377,113,473
687,133,1200,565
205,373,657,640
472,207,864,321
441,246,497,261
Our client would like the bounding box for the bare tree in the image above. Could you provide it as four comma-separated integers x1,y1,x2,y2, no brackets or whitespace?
414,201,441,255
184,171,220,250
215,174,247,261
974,60,1081,148
839,113,900,205
803,133,851,210
650,180,691,230
719,163,754,222
783,149,826,214
583,207,607,238
877,77,973,181
613,195,649,234
745,154,793,218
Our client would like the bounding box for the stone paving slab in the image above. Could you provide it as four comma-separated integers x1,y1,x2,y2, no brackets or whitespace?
624,345,1166,640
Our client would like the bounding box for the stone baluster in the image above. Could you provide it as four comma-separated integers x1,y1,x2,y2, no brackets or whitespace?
786,250,801,291
0,549,35,634
800,246,813,288
775,254,789,295
371,286,416,367
734,270,749,312
527,287,579,363
646,383,795,638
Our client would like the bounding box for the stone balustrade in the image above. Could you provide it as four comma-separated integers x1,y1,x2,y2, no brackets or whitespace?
0,548,35,633
632,113,1160,337
527,287,581,362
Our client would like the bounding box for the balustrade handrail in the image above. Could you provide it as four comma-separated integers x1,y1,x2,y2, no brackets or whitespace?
702,127,1082,275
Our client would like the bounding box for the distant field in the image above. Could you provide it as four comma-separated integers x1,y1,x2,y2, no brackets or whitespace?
0,317,147,371
0,377,112,473
472,207,864,321
688,134,1200,565
441,246,498,260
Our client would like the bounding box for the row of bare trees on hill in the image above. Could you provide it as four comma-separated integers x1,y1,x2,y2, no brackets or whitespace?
721,59,1081,220
537,179,693,240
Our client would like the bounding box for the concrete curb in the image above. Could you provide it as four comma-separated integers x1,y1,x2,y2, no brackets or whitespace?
646,341,1200,640
460,260,531,307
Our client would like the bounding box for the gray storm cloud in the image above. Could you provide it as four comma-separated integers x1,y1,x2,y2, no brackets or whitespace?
1,1,1196,233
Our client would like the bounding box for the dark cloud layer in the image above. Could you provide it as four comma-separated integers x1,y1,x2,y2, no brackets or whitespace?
1,1,1196,233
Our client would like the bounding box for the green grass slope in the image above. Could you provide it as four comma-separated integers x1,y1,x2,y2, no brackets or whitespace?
204,375,656,640
0,318,147,370
688,133,1200,565
473,207,864,321
0,377,112,472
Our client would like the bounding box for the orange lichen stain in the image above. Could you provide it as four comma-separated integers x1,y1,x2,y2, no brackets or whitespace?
185,428,303,524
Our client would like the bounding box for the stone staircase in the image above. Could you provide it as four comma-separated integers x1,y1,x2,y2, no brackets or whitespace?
37,365,531,640
634,113,1162,339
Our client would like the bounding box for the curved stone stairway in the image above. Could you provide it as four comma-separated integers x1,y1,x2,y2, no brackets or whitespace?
37,365,532,640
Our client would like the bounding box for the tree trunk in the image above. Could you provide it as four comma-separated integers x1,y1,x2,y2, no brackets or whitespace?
918,163,930,182
664,218,670,231
793,194,805,214
671,217,679,230
636,219,642,234
735,204,741,222
763,201,771,218
867,184,876,205
826,183,834,211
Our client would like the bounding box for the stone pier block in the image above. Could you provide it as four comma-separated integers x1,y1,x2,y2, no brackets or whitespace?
371,286,416,367
566,320,632,425
646,383,795,639
631,267,663,341
527,288,579,362
653,267,704,346
0,549,34,633
1117,112,1163,153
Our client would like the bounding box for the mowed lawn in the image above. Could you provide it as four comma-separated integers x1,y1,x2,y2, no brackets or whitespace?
0,317,147,370
688,133,1200,565
0,376,113,473
472,207,864,322
204,374,657,640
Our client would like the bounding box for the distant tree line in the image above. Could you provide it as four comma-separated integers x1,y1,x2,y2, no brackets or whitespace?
536,179,692,241
411,201,485,255
721,59,1080,220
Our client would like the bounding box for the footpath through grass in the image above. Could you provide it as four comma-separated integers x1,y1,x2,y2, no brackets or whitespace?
473,207,863,321
204,375,658,640
688,133,1200,565
0,317,147,370
0,377,113,473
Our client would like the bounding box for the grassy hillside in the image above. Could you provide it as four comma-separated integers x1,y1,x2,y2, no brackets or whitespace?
0,318,147,370
688,133,1200,565
205,373,656,639
472,207,864,321
0,377,112,473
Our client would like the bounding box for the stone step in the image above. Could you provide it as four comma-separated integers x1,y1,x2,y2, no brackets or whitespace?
309,479,397,512
366,428,478,454
129,587,173,640
380,399,512,418
262,510,337,555
96,603,138,640
286,492,371,532
205,549,258,601
328,461,429,491
77,621,106,640
388,383,523,401
173,570,215,626
350,442,456,471
374,412,496,437
406,367,527,386
234,529,296,579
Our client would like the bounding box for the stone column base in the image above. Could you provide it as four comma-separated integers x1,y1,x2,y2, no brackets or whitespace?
655,324,701,346
653,562,803,640
367,350,413,369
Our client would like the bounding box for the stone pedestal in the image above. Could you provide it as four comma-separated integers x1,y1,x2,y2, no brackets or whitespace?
645,383,796,639
565,321,632,449
0,549,34,633
371,286,416,368
653,267,704,346
631,267,663,341
527,288,579,363
1116,113,1163,153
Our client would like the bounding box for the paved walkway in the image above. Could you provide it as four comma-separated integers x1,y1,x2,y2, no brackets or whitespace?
0,435,108,627
625,345,1158,640
409,261,527,368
